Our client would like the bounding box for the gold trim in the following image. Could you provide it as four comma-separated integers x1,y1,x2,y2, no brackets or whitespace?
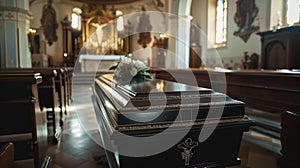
118,117,250,132
69,0,141,5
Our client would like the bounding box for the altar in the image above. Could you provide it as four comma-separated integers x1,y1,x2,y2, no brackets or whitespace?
92,74,253,168
78,55,124,72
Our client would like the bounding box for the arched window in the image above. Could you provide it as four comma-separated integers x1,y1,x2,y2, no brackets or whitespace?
270,0,300,28
215,0,228,45
207,0,228,48
116,10,124,31
71,7,82,30
286,0,300,25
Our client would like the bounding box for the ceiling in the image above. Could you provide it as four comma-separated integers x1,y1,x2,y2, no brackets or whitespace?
67,0,141,5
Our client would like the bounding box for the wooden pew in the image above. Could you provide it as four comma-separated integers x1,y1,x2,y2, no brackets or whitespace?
64,67,74,106
151,68,300,139
61,68,68,115
1,68,63,144
32,68,62,144
37,67,67,120
0,142,14,168
151,68,300,110
47,67,67,115
42,67,74,121
280,111,300,168
0,72,50,168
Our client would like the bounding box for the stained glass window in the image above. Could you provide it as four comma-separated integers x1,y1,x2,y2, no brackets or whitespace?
215,0,228,45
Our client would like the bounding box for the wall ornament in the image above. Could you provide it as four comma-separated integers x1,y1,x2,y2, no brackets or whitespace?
233,0,259,43
137,6,152,48
40,0,58,46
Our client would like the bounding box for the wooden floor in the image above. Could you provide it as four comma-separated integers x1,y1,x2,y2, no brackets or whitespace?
12,84,281,168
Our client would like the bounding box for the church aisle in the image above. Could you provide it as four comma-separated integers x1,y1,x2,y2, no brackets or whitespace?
46,110,108,168
12,83,108,168
47,83,108,168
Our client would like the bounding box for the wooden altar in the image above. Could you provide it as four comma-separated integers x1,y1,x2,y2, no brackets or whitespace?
79,55,124,72
92,74,253,168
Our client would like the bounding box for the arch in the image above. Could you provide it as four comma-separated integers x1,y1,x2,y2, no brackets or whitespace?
176,0,192,68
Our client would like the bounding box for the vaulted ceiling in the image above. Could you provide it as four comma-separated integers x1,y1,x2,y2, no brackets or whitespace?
67,0,140,5
29,0,141,6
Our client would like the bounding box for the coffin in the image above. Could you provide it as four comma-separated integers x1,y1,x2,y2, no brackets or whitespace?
92,74,253,168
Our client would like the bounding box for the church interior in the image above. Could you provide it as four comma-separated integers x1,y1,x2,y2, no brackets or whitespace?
1,0,300,167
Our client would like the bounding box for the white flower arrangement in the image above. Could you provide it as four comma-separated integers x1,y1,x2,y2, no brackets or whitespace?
110,56,153,85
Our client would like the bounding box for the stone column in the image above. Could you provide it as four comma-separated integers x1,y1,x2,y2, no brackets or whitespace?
61,18,72,55
0,0,31,68
176,0,192,69
81,12,87,45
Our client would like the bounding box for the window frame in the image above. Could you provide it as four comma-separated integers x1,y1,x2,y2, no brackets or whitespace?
71,7,82,31
285,0,300,26
215,0,228,47
207,0,228,49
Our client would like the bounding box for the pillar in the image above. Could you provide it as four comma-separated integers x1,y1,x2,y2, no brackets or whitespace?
176,0,192,68
61,17,72,66
0,0,31,68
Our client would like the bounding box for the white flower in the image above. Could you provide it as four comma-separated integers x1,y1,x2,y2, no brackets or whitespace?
134,60,147,71
122,57,131,64
113,56,151,85
130,67,138,76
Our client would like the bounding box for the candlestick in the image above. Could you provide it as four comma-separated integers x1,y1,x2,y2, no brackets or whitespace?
277,11,281,29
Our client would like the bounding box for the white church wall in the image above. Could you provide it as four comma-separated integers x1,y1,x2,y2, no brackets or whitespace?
30,0,80,66
191,0,271,69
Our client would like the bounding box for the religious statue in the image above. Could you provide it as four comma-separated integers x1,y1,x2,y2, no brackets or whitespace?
40,0,58,46
242,52,259,69
233,0,259,43
137,6,152,48
178,138,199,166
152,35,168,67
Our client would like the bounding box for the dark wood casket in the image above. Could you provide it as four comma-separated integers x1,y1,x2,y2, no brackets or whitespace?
92,74,253,168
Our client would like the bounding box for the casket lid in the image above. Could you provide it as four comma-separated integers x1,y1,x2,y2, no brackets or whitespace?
93,74,245,126
101,74,212,97
96,74,219,109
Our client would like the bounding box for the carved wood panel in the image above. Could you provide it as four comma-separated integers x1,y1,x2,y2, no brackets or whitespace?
257,26,300,69
266,41,286,69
